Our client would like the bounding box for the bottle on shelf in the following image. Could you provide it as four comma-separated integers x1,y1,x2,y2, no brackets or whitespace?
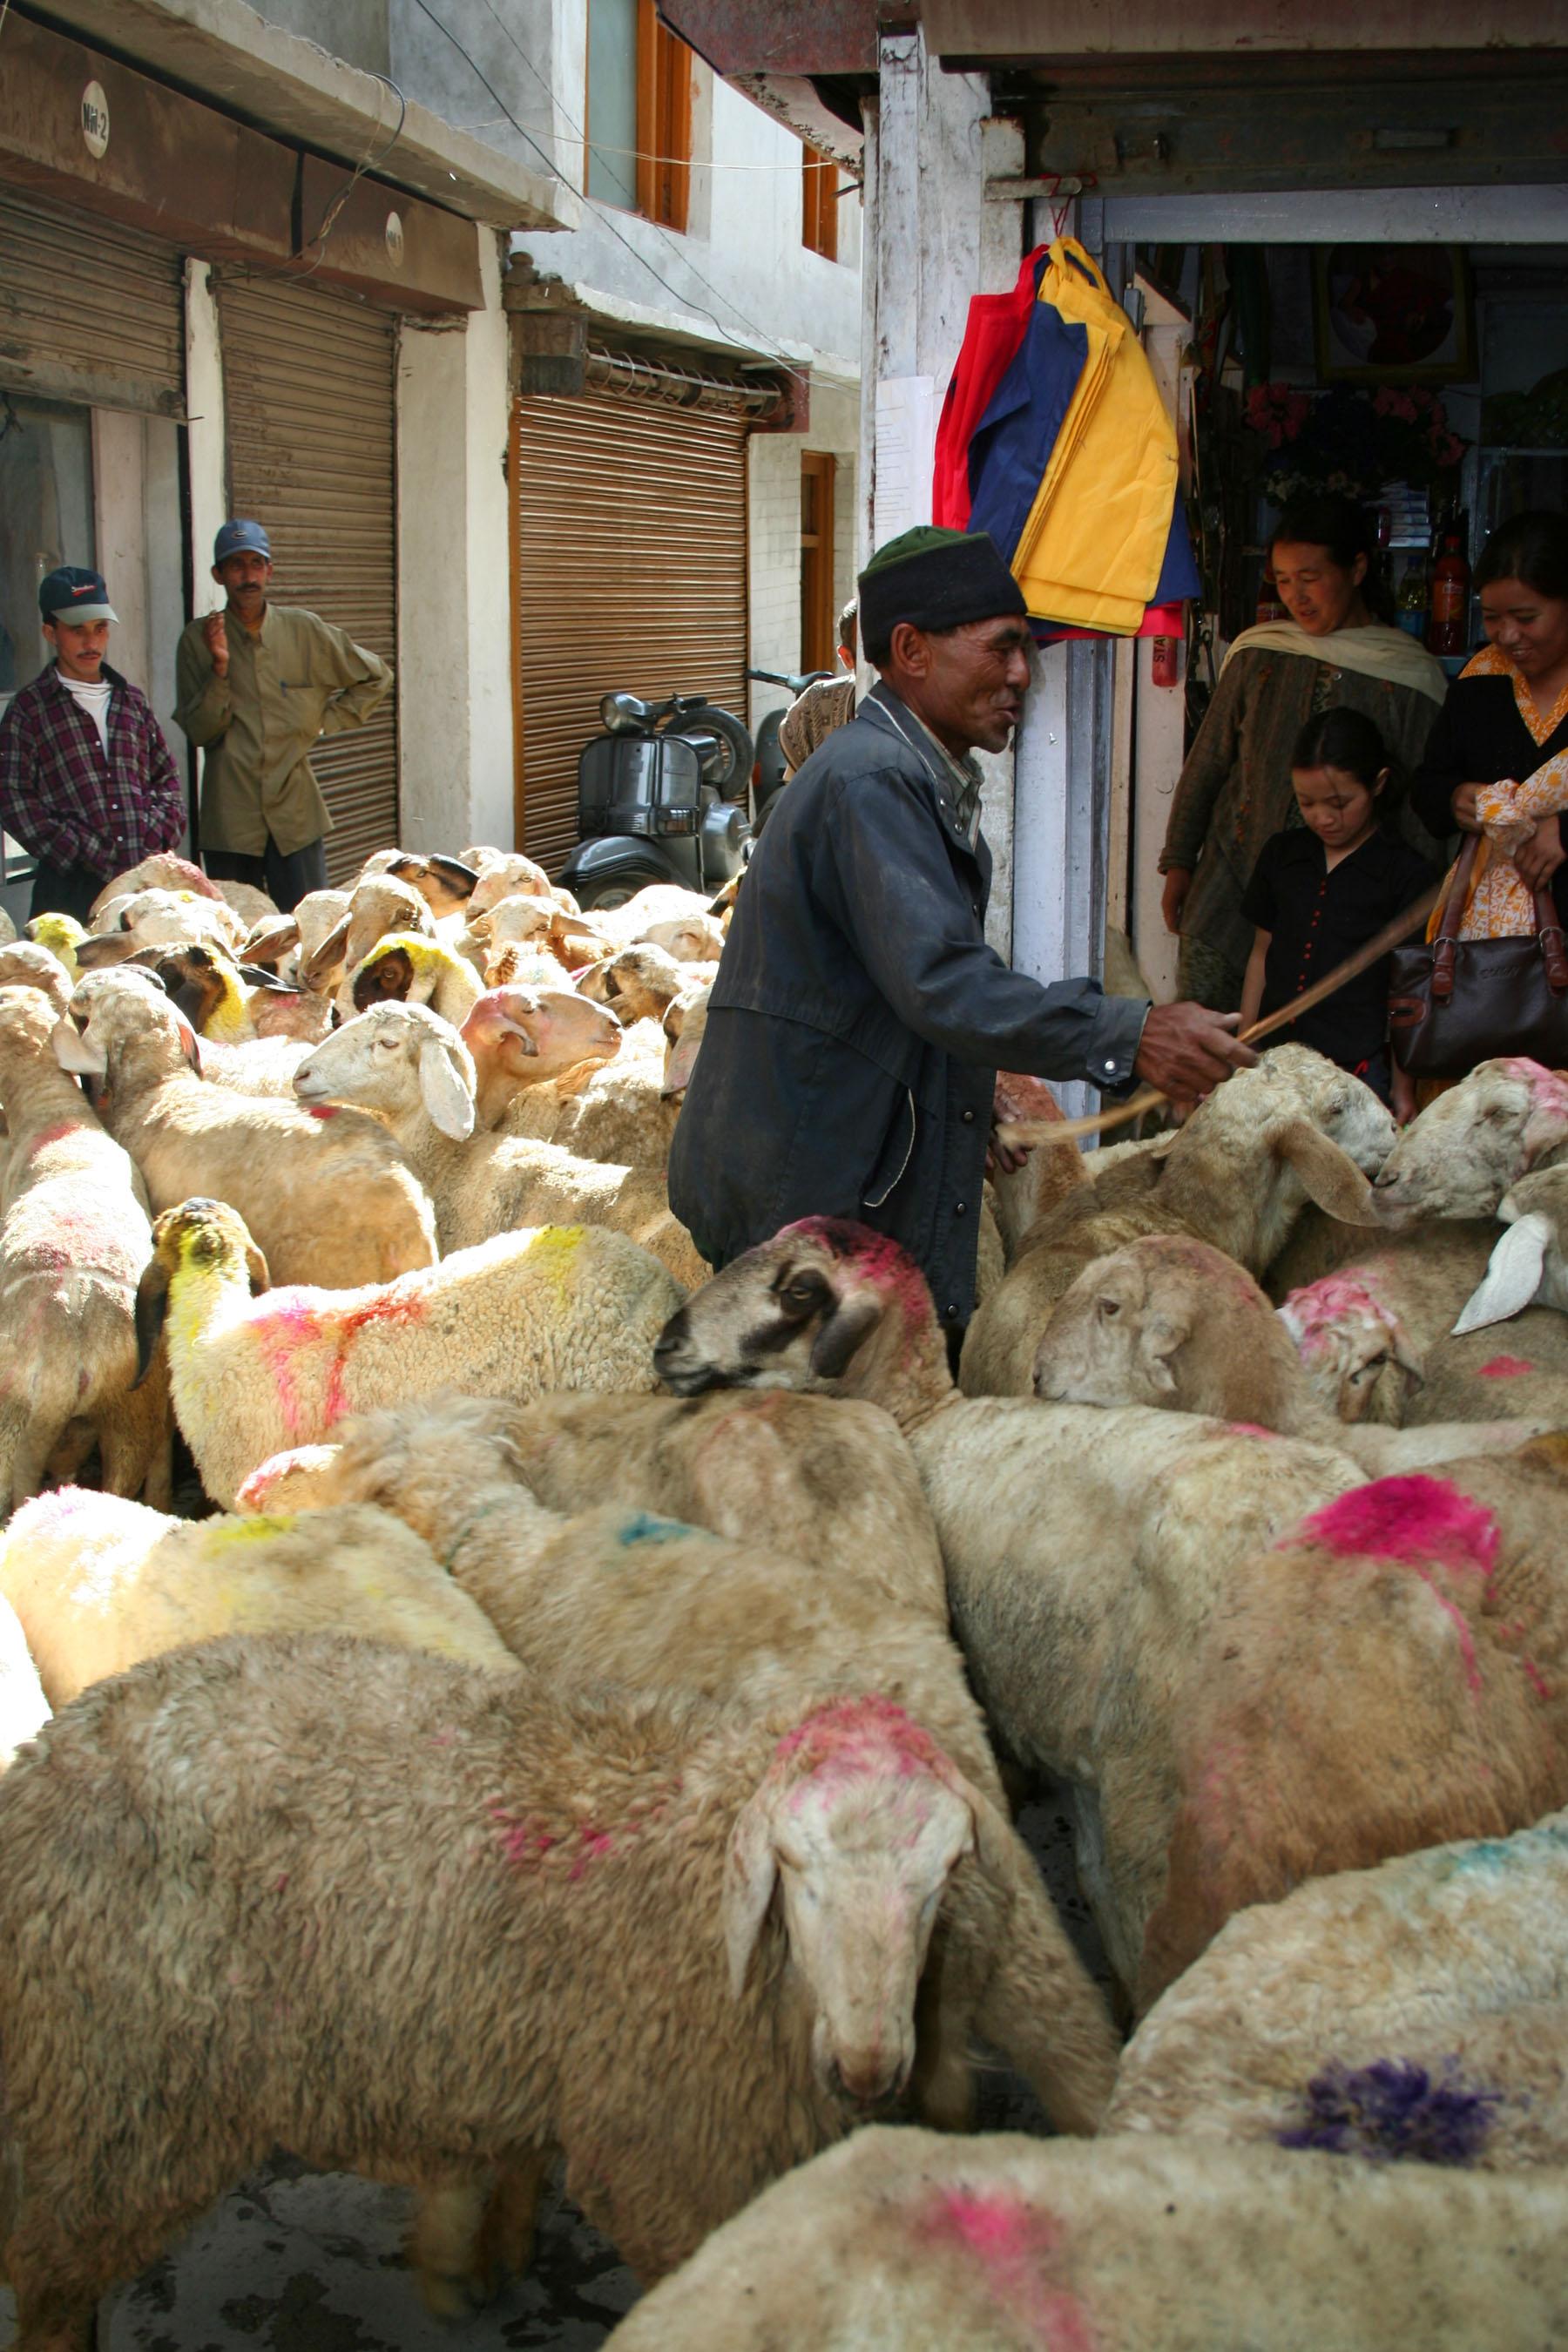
1427,510,1471,659
1396,556,1429,641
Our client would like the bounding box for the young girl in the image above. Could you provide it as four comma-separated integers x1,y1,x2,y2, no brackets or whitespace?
1240,708,1438,1119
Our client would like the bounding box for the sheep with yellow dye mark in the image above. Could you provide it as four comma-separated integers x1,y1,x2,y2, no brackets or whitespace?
347,931,483,1027
0,1485,515,1704
136,1197,682,1506
293,1002,706,1288
23,911,86,977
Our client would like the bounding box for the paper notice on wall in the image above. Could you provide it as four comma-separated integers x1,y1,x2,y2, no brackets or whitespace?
873,374,935,548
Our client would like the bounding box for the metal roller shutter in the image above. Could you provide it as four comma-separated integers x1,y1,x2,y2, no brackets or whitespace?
511,389,749,873
0,190,184,416
218,277,398,881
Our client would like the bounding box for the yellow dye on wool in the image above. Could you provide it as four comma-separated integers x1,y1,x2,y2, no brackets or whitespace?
202,965,253,1044
525,1224,586,1291
197,1513,298,1548
30,914,85,977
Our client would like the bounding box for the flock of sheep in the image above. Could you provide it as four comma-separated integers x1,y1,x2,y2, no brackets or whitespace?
3,841,1568,2349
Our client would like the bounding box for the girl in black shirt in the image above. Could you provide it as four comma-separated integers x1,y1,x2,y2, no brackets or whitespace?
1240,708,1437,1119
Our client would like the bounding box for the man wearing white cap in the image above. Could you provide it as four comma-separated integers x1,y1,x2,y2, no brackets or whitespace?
0,565,185,923
174,519,392,910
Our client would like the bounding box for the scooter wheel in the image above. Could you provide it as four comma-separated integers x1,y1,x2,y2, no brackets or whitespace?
576,866,672,912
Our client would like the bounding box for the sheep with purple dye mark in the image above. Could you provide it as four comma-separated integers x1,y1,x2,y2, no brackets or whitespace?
1107,1804,1568,2168
960,1044,1396,1396
0,1637,1114,2339
602,2126,1568,2352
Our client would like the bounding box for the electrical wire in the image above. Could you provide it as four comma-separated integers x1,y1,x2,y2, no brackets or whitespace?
403,0,817,394
290,72,409,282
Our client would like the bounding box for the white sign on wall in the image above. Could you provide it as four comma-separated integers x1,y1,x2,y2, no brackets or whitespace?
873,373,935,550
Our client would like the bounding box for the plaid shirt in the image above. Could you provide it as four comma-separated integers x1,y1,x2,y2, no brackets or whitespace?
0,662,186,879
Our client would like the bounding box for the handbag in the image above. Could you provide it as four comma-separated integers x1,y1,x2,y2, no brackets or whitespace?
1388,834,1568,1078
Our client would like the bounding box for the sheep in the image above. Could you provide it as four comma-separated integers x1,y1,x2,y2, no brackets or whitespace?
368,848,481,918
147,940,332,1046
53,970,438,1288
238,1393,1115,2132
960,1044,1396,1396
984,1069,1090,1262
661,978,712,1101
464,848,555,916
24,911,87,975
496,1001,688,1170
1276,1223,1504,1423
1453,1165,1568,1334
459,982,624,1129
1375,1055,1568,1221
0,985,170,1519
302,873,435,996
1134,1452,1568,2006
0,1638,1116,2338
293,1002,706,1286
73,886,246,969
346,929,483,1026
601,2126,1568,2352
87,853,224,919
653,1216,1373,1992
242,1384,948,1619
0,943,71,1011
639,910,725,963
0,1591,47,1768
135,1196,682,1507
457,892,610,985
576,940,693,1024
0,1484,516,1703
241,885,351,989
1105,1803,1568,2169
1031,1233,1550,1475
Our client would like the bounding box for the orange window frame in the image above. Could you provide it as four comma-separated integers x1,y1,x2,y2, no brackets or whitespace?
801,450,836,673
636,0,692,233
801,144,838,262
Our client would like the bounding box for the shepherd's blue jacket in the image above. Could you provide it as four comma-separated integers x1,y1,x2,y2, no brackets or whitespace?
668,685,1147,1327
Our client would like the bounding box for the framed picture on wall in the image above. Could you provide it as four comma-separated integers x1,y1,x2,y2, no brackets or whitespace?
1314,245,1475,383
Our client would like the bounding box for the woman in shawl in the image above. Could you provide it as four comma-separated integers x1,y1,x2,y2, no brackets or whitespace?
1159,494,1450,1010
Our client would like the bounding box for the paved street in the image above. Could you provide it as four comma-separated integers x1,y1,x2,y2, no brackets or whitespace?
0,1805,1105,2351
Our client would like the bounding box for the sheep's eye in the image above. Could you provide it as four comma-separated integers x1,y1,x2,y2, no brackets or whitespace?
782,1279,824,1313
1097,1296,1120,1320
1352,1352,1388,1382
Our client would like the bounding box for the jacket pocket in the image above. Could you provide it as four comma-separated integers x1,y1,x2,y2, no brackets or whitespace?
862,1087,916,1209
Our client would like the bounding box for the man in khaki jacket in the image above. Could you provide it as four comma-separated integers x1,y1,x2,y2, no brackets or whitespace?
174,518,392,909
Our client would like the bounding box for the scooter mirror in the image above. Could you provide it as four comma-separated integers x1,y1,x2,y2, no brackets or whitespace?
600,692,647,733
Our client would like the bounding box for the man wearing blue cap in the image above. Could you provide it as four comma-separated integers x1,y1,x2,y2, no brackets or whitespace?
174,520,392,909
0,566,186,923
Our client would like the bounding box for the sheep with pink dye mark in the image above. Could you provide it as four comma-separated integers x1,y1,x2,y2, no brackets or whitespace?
602,2125,1568,2351
1108,1803,1568,2172
0,1636,1110,2339
1375,1056,1568,1223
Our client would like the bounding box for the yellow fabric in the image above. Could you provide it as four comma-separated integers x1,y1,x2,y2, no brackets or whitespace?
1011,240,1179,634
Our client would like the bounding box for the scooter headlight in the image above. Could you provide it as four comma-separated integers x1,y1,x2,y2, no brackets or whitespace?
600,693,644,733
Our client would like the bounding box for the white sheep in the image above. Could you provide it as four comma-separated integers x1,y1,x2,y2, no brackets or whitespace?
1375,1055,1568,1221
576,941,694,1024
238,1384,948,1621
239,886,351,988
960,1044,1396,1396
602,2126,1568,2352
54,969,438,1288
459,982,624,1129
0,1590,48,1768
464,848,555,917
653,1216,1371,1993
0,1636,1116,2335
1105,1803,1568,2169
0,941,71,1010
1453,1166,1568,1332
87,853,225,921
74,886,246,968
293,1002,705,1286
494,1002,686,1170
136,1195,682,1507
0,1485,515,1704
343,929,483,1026
0,985,170,1518
147,940,332,1046
1031,1233,1548,1475
302,873,435,997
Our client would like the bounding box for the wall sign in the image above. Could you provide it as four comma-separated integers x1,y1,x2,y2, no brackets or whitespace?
81,80,110,159
385,211,405,267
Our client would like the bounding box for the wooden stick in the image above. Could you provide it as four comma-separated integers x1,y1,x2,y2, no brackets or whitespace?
995,877,1447,1150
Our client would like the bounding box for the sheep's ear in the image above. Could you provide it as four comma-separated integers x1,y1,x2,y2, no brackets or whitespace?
51,1016,107,1076
133,1254,170,1385
72,932,138,970
418,1034,476,1139
808,1291,882,1381
497,1014,539,1058
1453,1213,1552,1335
174,1013,203,1076
302,915,352,991
245,1240,271,1295
1389,1315,1425,1389
722,1785,779,1999
1138,1308,1186,1395
1274,1120,1383,1225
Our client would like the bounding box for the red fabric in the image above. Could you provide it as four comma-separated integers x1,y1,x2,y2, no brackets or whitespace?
932,246,1050,530
1031,601,1187,648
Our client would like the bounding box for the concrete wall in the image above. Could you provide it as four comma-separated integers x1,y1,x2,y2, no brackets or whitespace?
746,372,861,734
91,409,187,841
253,0,391,76
395,232,517,855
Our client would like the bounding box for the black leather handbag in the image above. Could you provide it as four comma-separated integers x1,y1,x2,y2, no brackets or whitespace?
1389,834,1568,1078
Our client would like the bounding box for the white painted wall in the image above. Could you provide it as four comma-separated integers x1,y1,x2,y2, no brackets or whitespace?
185,261,227,625
91,409,188,845
396,229,516,854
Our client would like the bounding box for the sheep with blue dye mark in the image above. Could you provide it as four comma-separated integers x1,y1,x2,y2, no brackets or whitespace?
602,2126,1568,2352
0,1634,1114,2340
1108,1805,1568,2169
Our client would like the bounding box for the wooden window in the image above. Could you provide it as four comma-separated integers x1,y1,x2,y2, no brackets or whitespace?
585,0,692,231
801,451,836,673
801,145,838,262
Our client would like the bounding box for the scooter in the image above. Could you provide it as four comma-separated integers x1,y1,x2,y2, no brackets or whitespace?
556,690,755,912
746,665,831,835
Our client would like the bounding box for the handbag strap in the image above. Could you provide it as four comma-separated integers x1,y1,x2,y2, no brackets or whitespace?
1431,831,1568,998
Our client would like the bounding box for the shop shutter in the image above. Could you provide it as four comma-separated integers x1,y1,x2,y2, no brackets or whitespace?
511,389,749,874
217,276,398,881
0,190,184,417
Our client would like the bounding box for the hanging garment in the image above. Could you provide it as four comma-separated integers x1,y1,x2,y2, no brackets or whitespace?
961,270,1089,560
1012,241,1181,635
1030,495,1201,645
932,246,1052,531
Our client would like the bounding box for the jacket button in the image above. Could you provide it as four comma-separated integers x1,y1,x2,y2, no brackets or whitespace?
962,1109,975,1124
955,1201,968,1215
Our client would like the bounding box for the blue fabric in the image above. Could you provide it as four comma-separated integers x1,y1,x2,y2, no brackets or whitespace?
964,290,1089,565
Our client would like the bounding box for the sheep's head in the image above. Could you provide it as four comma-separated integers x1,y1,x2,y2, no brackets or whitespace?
0,981,65,1061
90,853,219,920
577,943,685,1024
24,912,88,975
0,943,72,1012
661,983,712,1098
461,983,621,1094
724,1696,1010,2105
468,854,553,920
654,1220,936,1402
1452,1166,1568,1334
639,914,724,964
385,851,480,916
349,936,422,1011
147,942,247,1037
295,1001,476,1139
1376,1059,1568,1222
54,969,202,1100
1278,1273,1423,1423
1031,1234,1294,1421
134,1198,269,1381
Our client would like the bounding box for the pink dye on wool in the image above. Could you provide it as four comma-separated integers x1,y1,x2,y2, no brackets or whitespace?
253,1294,321,1442
1227,1423,1277,1441
1479,1356,1535,1379
489,1804,559,1869
770,1695,947,1787
320,1286,428,1426
925,2189,1097,2350
1287,1477,1500,1580
24,1120,82,1159
1281,1273,1389,1361
778,1219,935,1322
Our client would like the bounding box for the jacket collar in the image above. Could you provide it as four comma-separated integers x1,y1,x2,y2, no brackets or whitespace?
862,682,984,845
41,660,127,698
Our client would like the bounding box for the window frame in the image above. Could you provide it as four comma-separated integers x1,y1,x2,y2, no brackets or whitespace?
585,0,692,232
800,449,836,674
801,143,838,263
